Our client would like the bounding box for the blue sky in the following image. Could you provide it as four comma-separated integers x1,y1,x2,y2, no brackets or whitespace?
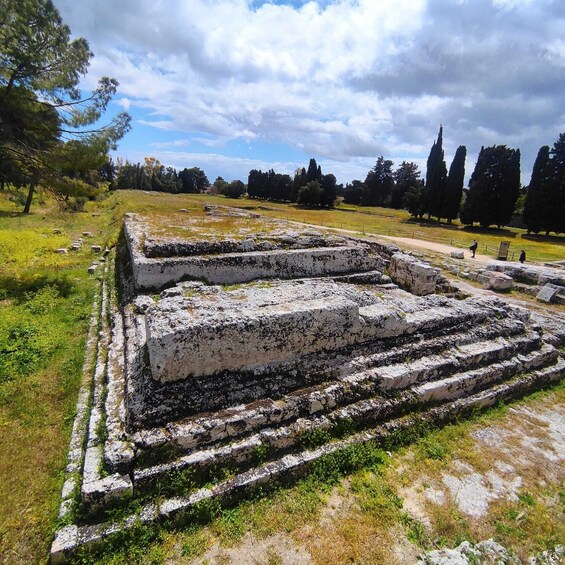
54,0,565,185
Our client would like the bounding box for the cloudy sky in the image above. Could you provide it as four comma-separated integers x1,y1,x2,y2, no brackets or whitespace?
54,0,565,186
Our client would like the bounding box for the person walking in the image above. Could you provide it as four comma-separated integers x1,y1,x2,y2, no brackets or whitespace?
519,250,526,264
469,239,478,258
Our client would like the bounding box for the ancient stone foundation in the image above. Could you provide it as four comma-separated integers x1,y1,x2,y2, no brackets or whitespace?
51,208,565,562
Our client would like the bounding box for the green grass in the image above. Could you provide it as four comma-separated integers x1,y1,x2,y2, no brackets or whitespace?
1,188,564,564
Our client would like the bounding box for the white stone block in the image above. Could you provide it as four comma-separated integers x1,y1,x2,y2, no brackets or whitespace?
485,272,512,291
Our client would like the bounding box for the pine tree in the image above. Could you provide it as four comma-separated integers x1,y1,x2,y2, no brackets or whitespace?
363,156,394,207
392,161,421,209
422,126,448,220
442,145,466,222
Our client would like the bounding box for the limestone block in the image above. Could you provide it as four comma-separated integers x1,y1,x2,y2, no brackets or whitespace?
82,231,93,237
88,265,97,274
53,228,63,234
450,250,464,259
476,273,490,285
146,294,361,382
388,253,440,295
55,248,68,254
50,525,79,565
81,473,133,511
485,272,512,291
91,245,102,253
133,246,381,290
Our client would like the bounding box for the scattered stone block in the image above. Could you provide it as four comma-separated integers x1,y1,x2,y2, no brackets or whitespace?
55,248,68,254
83,231,93,237
53,228,63,235
179,208,188,213
450,250,464,259
484,272,512,291
91,245,102,253
476,273,490,285
388,252,440,295
71,243,82,251
536,283,562,303
88,265,97,274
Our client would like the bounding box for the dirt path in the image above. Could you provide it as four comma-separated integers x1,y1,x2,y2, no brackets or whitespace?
378,235,497,265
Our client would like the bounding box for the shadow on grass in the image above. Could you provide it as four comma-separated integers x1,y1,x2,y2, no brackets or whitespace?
0,272,75,299
522,233,565,246
461,225,519,239
403,218,460,230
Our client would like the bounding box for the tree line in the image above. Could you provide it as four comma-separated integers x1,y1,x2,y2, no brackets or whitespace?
248,158,337,207
111,157,210,193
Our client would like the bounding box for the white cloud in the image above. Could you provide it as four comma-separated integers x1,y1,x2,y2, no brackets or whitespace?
56,0,565,185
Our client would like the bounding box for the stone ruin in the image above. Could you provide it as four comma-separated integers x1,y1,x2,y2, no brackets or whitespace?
51,207,565,562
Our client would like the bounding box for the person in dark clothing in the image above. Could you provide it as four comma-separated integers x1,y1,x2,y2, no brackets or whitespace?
469,239,478,258
519,250,526,264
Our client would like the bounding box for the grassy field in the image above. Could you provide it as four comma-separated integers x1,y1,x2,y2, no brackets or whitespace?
0,189,564,564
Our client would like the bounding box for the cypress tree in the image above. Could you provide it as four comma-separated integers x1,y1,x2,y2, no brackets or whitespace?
306,158,321,183
549,134,565,234
460,145,521,228
523,146,550,234
422,126,448,220
442,145,466,222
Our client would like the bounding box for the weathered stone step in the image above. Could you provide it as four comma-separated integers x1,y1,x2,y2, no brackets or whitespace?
336,317,528,377
133,339,557,482
52,358,565,561
374,332,541,391
132,352,564,495
413,344,559,403
132,324,540,460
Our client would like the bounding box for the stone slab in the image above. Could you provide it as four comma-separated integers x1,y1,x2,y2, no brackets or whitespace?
146,293,362,382
536,283,562,303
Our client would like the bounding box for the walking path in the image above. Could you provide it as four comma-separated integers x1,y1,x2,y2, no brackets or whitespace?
378,235,498,265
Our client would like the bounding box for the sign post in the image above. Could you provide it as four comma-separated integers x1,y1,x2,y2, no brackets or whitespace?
498,241,510,260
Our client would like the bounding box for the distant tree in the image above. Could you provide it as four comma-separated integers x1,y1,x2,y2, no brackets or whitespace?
523,146,551,234
306,158,322,183
320,173,337,208
403,182,424,217
460,145,521,228
422,125,448,220
392,161,420,209
270,172,292,201
342,180,365,205
213,176,228,193
297,180,323,207
549,133,565,234
363,156,394,207
220,179,246,199
178,166,208,193
442,145,466,222
289,167,305,202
